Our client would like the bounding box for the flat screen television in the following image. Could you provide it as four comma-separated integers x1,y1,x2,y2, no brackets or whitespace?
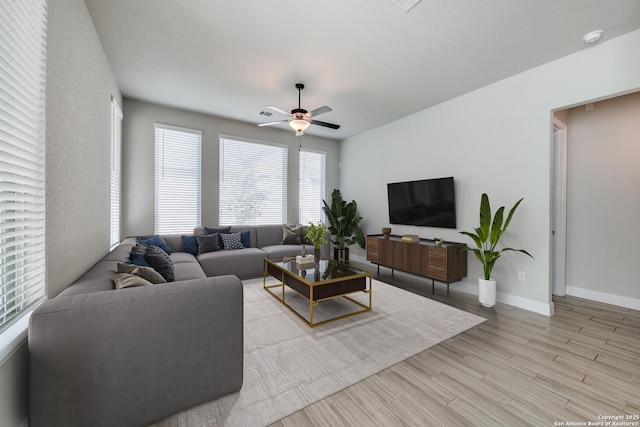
387,177,457,228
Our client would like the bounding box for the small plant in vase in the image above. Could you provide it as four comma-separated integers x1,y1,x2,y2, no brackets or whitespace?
460,193,533,307
306,221,328,261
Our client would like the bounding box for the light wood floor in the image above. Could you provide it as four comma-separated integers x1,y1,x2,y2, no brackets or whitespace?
271,264,640,427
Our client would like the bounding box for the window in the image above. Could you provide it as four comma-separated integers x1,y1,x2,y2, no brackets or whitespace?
154,124,202,234
219,136,288,225
110,97,123,248
0,0,47,345
299,148,326,224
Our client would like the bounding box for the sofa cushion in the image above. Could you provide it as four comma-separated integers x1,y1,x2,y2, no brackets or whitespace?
255,224,287,248
144,245,175,282
221,232,244,250
262,244,312,261
117,263,167,284
197,248,266,279
137,235,172,254
114,273,153,289
196,233,220,254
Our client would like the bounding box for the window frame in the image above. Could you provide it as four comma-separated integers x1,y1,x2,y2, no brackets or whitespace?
154,123,203,234
0,0,48,360
110,96,123,249
299,147,327,225
218,135,288,225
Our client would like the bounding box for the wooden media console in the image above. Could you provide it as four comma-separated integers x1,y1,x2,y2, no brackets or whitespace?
366,234,467,292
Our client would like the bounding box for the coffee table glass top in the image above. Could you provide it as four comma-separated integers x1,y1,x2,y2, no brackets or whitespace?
276,258,369,284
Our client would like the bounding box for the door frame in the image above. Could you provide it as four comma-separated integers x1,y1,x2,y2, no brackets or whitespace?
551,117,567,297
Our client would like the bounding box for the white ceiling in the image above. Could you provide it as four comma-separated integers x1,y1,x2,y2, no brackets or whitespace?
84,0,640,140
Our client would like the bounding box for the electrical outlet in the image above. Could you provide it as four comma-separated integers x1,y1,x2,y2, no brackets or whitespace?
518,271,526,282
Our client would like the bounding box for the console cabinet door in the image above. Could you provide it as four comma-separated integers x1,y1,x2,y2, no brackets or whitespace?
405,243,424,275
379,239,393,267
427,246,448,282
366,237,380,263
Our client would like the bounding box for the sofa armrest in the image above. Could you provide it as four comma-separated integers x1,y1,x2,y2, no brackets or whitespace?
29,275,243,427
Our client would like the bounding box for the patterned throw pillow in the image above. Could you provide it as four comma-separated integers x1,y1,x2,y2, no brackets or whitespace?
143,244,175,282
220,232,245,250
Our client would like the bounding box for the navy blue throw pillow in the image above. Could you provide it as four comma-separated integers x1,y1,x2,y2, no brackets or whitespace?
240,230,251,248
129,243,150,266
181,235,198,255
137,235,171,254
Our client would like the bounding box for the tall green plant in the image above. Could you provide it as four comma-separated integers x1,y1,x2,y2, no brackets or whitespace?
460,193,533,280
322,189,366,249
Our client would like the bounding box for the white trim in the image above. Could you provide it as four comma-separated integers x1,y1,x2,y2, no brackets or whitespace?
567,286,640,311
0,308,36,363
451,280,554,316
155,122,203,135
350,254,554,316
551,117,568,297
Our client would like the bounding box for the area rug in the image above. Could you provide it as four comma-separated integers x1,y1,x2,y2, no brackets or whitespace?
175,276,485,426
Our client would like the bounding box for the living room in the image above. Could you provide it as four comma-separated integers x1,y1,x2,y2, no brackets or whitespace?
2,0,640,426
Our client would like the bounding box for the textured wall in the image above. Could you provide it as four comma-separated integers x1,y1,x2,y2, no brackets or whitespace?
340,29,640,314
46,0,122,297
122,99,341,237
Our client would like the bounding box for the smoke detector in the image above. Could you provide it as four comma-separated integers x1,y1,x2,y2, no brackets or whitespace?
583,30,603,43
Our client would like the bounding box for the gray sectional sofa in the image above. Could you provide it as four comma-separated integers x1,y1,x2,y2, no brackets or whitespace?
29,224,327,427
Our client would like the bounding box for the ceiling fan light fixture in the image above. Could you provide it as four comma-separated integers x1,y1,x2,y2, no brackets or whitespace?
289,118,310,133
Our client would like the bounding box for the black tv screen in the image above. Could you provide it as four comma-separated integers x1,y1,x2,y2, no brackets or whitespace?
387,177,457,228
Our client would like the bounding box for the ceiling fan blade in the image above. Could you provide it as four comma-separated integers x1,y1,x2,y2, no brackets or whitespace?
258,120,287,127
307,106,332,117
310,119,340,130
265,105,291,116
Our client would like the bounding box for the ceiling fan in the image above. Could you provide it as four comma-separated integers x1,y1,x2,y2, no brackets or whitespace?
258,83,340,136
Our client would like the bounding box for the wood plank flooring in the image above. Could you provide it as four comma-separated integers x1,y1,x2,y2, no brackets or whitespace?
271,264,640,427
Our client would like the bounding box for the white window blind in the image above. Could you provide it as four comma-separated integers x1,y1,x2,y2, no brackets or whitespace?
154,124,202,234
299,148,326,225
219,136,288,225
110,97,123,248
0,0,47,334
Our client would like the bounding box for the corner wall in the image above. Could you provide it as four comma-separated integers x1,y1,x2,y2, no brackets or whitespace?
122,99,340,237
0,0,122,425
340,29,640,314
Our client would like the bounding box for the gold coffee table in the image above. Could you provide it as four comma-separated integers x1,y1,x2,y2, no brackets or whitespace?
263,258,373,327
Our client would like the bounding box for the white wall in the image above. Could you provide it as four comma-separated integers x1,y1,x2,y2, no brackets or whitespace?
122,99,341,237
565,92,640,308
0,0,122,426
340,29,640,315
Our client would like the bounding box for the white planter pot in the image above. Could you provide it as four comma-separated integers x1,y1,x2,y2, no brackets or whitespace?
478,278,497,307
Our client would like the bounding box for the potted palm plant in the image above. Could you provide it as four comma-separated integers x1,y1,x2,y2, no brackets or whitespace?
460,193,533,307
322,189,365,263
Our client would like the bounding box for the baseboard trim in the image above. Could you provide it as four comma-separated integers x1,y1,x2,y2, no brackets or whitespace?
451,280,554,316
566,286,640,310
350,255,554,316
